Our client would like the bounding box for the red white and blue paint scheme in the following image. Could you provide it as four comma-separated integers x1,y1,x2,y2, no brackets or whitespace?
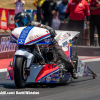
6,26,93,87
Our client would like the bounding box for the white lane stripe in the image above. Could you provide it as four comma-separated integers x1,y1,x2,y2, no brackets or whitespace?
0,68,7,72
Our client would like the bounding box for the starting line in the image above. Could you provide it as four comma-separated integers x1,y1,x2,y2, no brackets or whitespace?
0,56,100,72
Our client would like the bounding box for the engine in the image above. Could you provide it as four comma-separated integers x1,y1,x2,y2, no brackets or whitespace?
39,44,58,63
18,44,58,64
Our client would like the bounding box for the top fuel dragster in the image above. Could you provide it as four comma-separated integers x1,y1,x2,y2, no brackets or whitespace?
6,26,97,88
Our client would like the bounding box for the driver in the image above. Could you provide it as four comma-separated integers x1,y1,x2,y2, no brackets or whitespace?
14,12,78,79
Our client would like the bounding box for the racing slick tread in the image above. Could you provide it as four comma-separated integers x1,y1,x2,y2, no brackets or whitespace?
14,56,26,88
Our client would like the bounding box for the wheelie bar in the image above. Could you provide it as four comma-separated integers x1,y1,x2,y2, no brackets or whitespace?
88,68,97,79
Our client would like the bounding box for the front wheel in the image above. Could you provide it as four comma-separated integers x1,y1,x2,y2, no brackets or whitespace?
14,56,28,88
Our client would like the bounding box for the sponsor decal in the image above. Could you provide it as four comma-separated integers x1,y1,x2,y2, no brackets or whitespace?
46,31,50,34
56,78,59,83
1,10,6,21
0,36,17,53
83,65,89,76
46,76,51,82
0,9,8,29
9,15,15,24
29,35,39,41
67,33,71,37
55,73,59,77
51,74,55,77
18,40,24,44
44,38,51,43
41,78,45,82
52,78,56,81
78,67,80,72
80,69,83,74
1,22,7,28
58,33,71,42
79,60,81,67
81,63,84,67
79,3,83,7
62,41,68,47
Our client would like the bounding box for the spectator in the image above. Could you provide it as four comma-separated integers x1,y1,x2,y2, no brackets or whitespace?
41,0,56,27
55,0,69,21
51,0,69,30
64,0,90,45
14,0,25,15
89,0,100,46
33,0,45,22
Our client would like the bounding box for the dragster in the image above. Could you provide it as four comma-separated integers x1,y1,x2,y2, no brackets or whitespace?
6,27,97,88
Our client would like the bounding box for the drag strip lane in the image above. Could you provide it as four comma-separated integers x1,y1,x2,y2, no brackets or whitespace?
0,61,100,100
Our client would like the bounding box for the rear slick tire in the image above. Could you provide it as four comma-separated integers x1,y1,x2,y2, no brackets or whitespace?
14,56,27,88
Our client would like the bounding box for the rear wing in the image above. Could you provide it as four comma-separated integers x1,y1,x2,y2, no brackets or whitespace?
55,30,80,58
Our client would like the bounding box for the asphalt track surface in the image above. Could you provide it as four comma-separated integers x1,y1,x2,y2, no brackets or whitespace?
0,61,100,100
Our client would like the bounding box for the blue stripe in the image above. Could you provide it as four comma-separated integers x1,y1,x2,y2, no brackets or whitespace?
11,34,17,41
69,45,71,58
17,26,34,45
37,68,59,82
26,34,51,45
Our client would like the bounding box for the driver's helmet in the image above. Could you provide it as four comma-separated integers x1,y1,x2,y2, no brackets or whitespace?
14,12,32,27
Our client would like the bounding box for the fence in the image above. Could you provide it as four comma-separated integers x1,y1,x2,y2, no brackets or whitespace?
0,8,15,30
0,8,37,30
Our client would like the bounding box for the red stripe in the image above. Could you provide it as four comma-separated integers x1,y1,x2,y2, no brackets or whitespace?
35,64,59,82
64,51,69,58
11,33,18,40
24,33,50,45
